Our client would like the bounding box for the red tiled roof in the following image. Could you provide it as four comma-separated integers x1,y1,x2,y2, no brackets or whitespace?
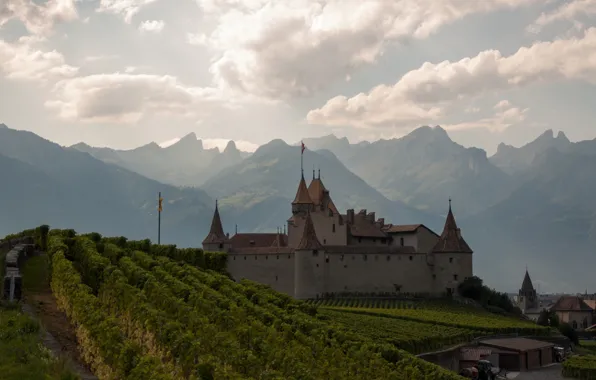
293,175,313,204
297,212,323,250
308,178,325,205
384,224,422,233
349,223,388,238
324,245,416,254
431,203,473,253
230,233,286,249
550,296,594,312
202,201,228,244
231,247,294,254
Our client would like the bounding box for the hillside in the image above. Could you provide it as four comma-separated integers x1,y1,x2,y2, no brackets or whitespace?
36,229,470,379
72,132,249,187
302,126,513,217
202,138,441,233
0,126,214,246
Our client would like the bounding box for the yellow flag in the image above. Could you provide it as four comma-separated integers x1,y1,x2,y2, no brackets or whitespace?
158,196,163,212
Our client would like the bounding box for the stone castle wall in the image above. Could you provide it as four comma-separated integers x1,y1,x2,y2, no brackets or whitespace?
226,250,473,298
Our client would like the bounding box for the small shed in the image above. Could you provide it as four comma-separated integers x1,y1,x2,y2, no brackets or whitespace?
479,338,554,371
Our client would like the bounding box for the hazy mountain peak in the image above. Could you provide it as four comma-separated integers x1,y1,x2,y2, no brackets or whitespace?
536,129,554,140
556,131,569,142
71,142,91,150
0,123,7,129
170,132,203,150
405,125,451,143
223,140,238,153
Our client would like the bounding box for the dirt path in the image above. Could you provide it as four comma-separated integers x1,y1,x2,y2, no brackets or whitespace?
21,253,98,380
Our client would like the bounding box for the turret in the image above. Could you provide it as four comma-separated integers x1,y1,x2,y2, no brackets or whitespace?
431,199,472,254
292,173,314,215
294,212,324,299
518,268,538,311
202,200,231,252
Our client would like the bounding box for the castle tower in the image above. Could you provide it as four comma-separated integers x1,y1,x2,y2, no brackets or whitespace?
292,173,314,215
294,212,324,299
202,200,230,252
518,269,538,312
431,199,473,294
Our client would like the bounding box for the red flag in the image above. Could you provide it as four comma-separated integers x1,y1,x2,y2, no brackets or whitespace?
301,141,305,154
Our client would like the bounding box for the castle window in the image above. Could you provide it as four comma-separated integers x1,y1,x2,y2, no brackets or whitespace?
265,256,268,260
323,239,326,244
453,274,458,281
244,256,246,260
332,224,336,232
372,239,376,243
254,256,257,260
400,237,404,246
358,238,362,243
325,257,329,263
277,255,279,259
316,264,319,268
275,275,278,281
288,255,291,259
409,256,413,261
363,255,368,261
249,240,255,246
432,274,436,280
381,238,386,244
387,256,390,261
233,256,236,260
449,257,453,263
313,250,319,256
219,243,223,249
573,321,578,329
340,255,344,261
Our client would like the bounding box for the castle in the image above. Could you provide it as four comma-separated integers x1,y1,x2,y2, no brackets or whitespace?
203,170,474,299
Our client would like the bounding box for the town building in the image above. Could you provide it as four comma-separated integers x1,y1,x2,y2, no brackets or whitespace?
203,171,474,299
516,269,542,321
549,295,594,330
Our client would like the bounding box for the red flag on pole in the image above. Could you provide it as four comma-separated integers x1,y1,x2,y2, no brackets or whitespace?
301,141,305,154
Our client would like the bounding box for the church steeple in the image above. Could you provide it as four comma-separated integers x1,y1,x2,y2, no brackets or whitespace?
431,199,473,253
296,211,322,250
202,199,228,244
521,269,535,292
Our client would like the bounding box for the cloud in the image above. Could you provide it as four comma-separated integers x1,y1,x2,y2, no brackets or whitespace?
194,0,541,100
44,73,234,123
0,36,79,82
307,27,596,129
97,0,157,23
138,19,164,33
0,0,78,35
443,100,528,132
528,0,596,33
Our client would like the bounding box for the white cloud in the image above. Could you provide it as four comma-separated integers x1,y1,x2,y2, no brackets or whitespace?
444,101,528,132
308,27,596,129
97,0,157,23
194,0,541,100
138,19,164,33
44,73,235,123
187,32,207,46
0,0,78,35
0,36,79,82
528,0,596,33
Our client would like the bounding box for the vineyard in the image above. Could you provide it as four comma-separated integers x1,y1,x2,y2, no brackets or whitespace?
310,300,549,334
562,355,596,379
45,229,466,380
320,309,478,355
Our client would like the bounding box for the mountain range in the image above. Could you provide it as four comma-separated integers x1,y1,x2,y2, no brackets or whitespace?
1,122,594,293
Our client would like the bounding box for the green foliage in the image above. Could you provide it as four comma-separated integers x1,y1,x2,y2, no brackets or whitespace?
537,309,559,328
49,231,466,380
21,255,50,293
559,322,580,345
315,303,549,335
457,276,521,315
562,355,596,379
0,306,80,380
1,224,50,251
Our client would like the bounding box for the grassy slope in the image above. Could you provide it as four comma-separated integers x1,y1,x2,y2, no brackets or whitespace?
0,304,78,379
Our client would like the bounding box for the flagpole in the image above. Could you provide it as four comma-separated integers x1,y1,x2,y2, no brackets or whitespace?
158,192,161,245
301,140,304,176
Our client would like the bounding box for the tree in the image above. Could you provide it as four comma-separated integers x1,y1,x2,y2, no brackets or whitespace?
457,276,484,300
558,322,579,345
537,309,559,328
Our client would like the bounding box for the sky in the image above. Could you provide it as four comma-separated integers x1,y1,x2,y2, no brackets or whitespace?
1,0,595,154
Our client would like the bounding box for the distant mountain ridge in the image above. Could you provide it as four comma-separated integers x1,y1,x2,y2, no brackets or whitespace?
72,132,251,187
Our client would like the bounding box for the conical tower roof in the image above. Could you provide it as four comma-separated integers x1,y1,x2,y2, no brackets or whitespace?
293,174,313,204
431,200,472,253
297,212,323,250
521,270,535,292
202,200,227,244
